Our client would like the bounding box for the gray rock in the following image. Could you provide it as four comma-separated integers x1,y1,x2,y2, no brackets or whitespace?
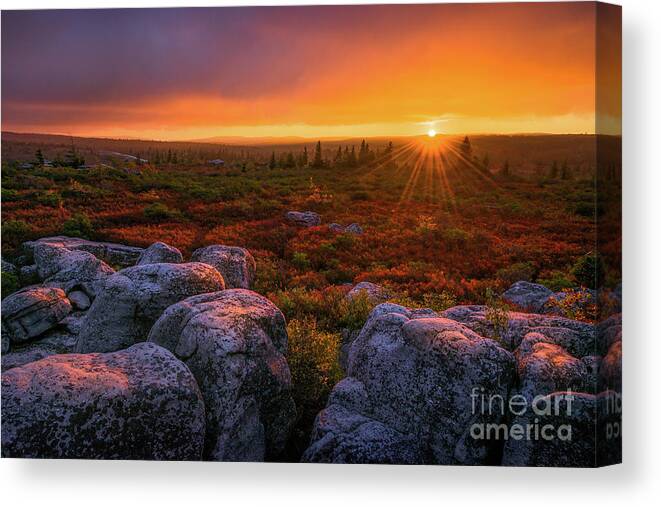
599,341,622,392
137,241,183,265
1,287,72,344
191,244,255,289
345,223,364,235
514,334,588,401
1,342,205,460
1,329,78,372
67,289,91,310
76,262,225,353
33,243,115,298
346,281,390,303
304,303,515,464
1,328,9,354
581,355,602,394
148,289,295,462
441,305,594,356
285,211,321,227
502,392,597,467
24,236,144,268
502,281,553,313
1,257,17,276
328,223,345,233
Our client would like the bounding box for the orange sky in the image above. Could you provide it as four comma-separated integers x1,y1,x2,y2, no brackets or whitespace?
1,3,621,140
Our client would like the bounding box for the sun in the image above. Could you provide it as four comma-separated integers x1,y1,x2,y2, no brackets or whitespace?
427,129,437,138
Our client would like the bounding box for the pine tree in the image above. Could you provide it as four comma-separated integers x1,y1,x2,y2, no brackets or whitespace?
35,149,44,166
313,141,323,168
302,146,309,167
334,146,343,165
269,152,276,169
500,160,510,178
286,152,295,168
348,146,357,167
461,135,472,156
549,161,559,179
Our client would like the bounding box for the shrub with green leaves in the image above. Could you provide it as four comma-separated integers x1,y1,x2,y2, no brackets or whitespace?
143,202,179,221
62,213,94,239
1,220,32,251
1,271,20,300
571,253,605,289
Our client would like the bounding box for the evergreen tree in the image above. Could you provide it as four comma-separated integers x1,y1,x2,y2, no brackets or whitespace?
302,146,309,167
348,146,357,167
549,161,559,179
334,146,343,165
313,141,323,168
500,160,510,178
269,151,277,169
286,152,295,168
35,149,45,166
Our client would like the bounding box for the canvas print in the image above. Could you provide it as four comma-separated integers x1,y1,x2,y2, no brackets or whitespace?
0,2,621,466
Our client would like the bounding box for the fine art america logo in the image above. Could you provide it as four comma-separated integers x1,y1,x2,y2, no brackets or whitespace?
469,387,575,442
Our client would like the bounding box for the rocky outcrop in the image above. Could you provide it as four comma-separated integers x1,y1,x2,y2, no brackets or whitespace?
346,281,390,303
303,303,515,464
1,257,17,276
502,281,553,313
148,289,295,462
514,333,588,401
24,236,144,268
501,392,596,467
1,343,205,460
441,305,594,356
285,211,321,227
33,242,115,298
191,244,256,289
328,223,364,235
137,241,183,265
76,262,225,353
1,287,72,345
1,329,78,372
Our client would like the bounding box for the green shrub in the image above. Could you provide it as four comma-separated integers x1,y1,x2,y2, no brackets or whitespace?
537,270,574,291
1,188,20,202
143,202,178,221
484,288,511,346
292,252,311,270
62,213,94,239
36,191,62,207
441,227,470,248
571,253,605,289
286,317,343,416
1,220,32,250
1,271,20,300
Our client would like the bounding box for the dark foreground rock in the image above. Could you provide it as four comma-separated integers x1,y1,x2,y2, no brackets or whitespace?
149,289,296,462
1,343,205,460
191,244,256,289
1,287,72,344
502,281,553,313
501,392,596,467
24,236,144,268
303,303,515,464
76,262,225,353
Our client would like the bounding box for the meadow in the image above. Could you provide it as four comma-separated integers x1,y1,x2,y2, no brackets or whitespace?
0,132,621,459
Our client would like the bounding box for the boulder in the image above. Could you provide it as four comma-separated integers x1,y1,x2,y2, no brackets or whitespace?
191,244,256,289
137,241,183,265
502,392,597,467
328,223,345,233
345,223,364,235
514,334,588,401
1,343,205,460
76,262,225,354
18,264,39,285
441,305,594,356
33,243,115,298
285,211,321,227
346,281,390,303
1,287,72,344
502,281,553,313
303,303,515,464
1,329,78,372
148,289,295,461
1,257,17,276
599,341,622,392
24,236,144,268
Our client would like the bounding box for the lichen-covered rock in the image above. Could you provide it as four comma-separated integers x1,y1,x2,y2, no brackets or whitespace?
285,210,321,227
1,287,72,344
1,343,205,460
137,241,183,265
442,305,594,356
599,341,622,392
148,289,295,462
191,244,255,289
328,223,345,233
24,236,144,268
345,223,364,235
33,243,115,298
1,257,18,276
502,281,553,312
514,334,588,401
346,281,390,303
18,264,39,286
502,392,597,467
303,303,515,465
76,262,225,353
1,329,78,372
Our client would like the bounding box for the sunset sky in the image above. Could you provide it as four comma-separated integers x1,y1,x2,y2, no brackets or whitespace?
1,3,621,140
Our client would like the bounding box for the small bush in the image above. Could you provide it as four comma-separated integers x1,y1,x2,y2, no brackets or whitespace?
36,191,62,207
496,262,536,285
1,220,32,250
143,202,178,221
484,288,511,347
441,227,470,248
1,271,20,299
571,253,605,289
62,213,94,239
537,270,574,292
